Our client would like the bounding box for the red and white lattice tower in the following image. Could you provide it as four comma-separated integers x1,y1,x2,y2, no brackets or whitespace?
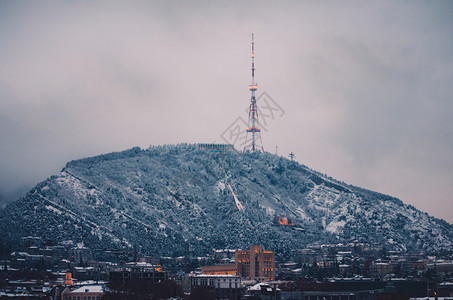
244,33,264,152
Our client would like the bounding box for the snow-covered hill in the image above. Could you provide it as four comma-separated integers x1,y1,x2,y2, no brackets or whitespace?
1,144,452,256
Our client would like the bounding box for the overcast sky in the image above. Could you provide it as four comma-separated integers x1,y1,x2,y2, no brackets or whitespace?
1,1,452,223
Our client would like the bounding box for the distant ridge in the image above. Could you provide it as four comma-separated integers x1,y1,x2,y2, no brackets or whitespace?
1,144,452,256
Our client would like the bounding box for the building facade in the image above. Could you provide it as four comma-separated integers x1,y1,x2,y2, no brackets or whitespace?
236,245,275,281
109,262,167,284
191,274,242,300
202,245,275,282
202,264,238,275
62,285,104,300
370,261,394,278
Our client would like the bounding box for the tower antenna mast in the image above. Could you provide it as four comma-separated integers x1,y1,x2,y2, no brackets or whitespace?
244,33,264,152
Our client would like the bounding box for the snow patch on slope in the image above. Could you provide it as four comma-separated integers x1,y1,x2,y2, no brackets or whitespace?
326,220,346,234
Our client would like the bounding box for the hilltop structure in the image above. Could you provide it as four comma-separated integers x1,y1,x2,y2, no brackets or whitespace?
244,33,264,152
197,143,235,152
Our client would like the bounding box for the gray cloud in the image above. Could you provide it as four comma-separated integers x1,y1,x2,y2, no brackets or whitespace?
0,1,452,222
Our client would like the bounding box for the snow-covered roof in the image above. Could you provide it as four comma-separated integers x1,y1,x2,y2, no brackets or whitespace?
126,262,158,267
71,285,104,293
191,274,240,278
75,280,107,286
439,282,453,286
74,267,95,271
249,283,267,291
249,282,280,291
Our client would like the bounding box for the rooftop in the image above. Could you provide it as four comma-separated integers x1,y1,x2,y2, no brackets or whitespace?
71,285,104,294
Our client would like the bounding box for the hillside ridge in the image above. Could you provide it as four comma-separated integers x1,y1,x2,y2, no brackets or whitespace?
1,144,452,256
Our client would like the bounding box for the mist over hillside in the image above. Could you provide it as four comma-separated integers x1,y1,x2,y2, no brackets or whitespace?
1,144,452,257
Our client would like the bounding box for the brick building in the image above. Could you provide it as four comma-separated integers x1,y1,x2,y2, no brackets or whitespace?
62,285,104,300
202,264,238,275
202,245,275,282
236,245,275,281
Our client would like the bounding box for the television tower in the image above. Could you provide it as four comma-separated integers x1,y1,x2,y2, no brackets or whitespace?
244,33,264,152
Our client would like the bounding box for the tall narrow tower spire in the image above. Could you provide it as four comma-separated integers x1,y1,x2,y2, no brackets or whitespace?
251,33,256,84
244,33,264,152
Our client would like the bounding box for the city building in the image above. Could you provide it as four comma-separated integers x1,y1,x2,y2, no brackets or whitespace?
291,248,320,265
109,262,167,284
202,264,238,275
202,245,275,282
212,249,237,263
236,245,275,281
62,285,104,300
190,274,242,300
64,270,73,286
244,282,280,300
69,244,93,266
370,261,394,278
426,261,453,277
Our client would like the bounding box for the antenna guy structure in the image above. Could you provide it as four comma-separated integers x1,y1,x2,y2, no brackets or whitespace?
244,33,264,152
